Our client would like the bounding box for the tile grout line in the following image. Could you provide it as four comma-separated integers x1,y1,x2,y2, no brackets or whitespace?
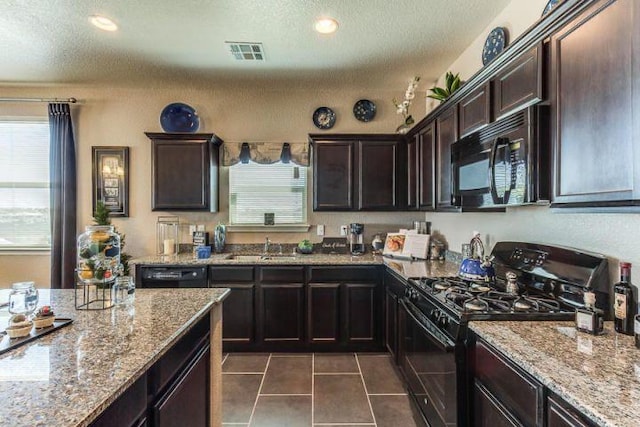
247,353,272,426
367,393,408,396
222,353,229,366
223,371,269,375
258,393,313,396
311,352,315,426
313,372,361,375
355,353,378,427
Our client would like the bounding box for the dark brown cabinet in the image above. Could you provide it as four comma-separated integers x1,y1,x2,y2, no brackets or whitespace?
259,267,305,346
550,0,640,208
472,338,544,427
408,121,436,210
145,132,222,211
436,106,459,210
209,266,255,351
492,43,543,120
308,265,383,351
310,134,405,211
547,394,596,427
459,82,491,137
91,314,212,427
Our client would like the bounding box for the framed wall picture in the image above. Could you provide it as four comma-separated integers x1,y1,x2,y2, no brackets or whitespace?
92,146,129,217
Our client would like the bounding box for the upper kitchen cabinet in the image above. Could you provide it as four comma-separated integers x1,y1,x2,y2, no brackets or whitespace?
492,43,544,121
435,106,459,211
550,0,640,208
146,132,223,211
407,119,436,210
310,134,406,211
459,82,491,138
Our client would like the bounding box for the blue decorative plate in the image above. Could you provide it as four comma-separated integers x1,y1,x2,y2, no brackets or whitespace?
482,27,508,66
312,107,336,130
160,102,200,133
353,99,376,122
542,0,562,16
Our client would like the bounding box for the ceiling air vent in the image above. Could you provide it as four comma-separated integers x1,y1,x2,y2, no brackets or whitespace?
225,42,265,61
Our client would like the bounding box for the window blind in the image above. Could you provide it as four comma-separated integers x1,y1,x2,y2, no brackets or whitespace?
0,120,51,249
229,162,307,225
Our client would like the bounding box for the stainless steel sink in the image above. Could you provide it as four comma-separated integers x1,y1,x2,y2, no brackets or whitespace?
228,255,264,262
228,255,299,262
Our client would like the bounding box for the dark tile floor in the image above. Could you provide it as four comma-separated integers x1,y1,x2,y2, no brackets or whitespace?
222,353,421,427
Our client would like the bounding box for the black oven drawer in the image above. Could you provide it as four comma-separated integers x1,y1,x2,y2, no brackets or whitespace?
474,339,543,426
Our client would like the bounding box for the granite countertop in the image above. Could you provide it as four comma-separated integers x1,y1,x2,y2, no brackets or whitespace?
0,288,229,427
130,252,384,265
470,321,640,427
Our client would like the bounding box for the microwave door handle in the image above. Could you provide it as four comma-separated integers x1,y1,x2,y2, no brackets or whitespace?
489,137,510,204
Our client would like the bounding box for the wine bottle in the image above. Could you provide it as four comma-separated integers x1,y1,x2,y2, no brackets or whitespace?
614,262,635,335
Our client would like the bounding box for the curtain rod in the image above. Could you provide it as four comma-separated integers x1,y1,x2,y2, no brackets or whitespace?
0,97,77,103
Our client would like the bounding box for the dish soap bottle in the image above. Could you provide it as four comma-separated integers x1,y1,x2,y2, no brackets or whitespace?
575,290,604,335
614,262,635,335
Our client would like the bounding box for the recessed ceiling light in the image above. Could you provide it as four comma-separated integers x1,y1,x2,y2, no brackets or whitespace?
315,17,339,34
89,15,118,32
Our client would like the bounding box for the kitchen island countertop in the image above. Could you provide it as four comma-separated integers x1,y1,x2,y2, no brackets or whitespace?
470,320,640,427
0,288,228,427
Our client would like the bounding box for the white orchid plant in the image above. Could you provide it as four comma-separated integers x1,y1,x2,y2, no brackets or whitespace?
392,76,420,132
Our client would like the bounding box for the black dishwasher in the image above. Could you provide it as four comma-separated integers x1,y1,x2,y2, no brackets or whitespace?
137,266,208,288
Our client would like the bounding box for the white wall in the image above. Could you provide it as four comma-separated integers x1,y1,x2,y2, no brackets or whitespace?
426,0,640,288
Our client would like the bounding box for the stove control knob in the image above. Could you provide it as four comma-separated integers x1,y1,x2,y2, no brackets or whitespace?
439,315,449,328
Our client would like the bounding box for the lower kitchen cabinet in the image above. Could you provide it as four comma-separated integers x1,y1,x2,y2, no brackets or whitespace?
472,337,544,427
344,283,378,344
261,283,305,344
90,314,212,427
308,283,341,344
209,266,256,351
546,394,597,427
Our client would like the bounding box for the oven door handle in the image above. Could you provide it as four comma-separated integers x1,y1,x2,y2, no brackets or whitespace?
400,299,456,352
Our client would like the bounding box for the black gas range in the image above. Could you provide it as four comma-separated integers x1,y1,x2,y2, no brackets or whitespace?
399,241,609,427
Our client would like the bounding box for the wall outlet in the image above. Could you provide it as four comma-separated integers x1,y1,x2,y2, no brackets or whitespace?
317,225,325,236
340,225,348,236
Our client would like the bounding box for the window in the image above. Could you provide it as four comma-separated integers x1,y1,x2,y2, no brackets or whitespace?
0,119,51,250
229,162,307,225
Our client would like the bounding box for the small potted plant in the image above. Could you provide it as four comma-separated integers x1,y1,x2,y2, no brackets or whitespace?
297,239,313,254
427,71,461,102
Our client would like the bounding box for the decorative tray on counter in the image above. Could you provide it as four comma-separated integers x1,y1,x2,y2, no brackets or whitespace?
0,318,74,356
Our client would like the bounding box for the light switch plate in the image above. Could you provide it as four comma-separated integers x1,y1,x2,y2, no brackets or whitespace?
317,225,325,236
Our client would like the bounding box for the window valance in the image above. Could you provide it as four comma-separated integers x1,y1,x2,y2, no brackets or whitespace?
221,142,309,166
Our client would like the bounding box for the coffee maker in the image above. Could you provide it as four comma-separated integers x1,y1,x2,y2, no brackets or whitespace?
349,223,365,255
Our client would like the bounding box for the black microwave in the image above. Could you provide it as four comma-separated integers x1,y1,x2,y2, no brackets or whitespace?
451,106,549,209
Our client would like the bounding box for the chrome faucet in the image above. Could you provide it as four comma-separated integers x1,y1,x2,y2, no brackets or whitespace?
264,237,271,255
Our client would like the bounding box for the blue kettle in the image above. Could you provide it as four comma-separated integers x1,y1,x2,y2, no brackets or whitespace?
458,233,495,281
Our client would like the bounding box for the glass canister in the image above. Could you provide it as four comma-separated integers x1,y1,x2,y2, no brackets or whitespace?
77,225,121,284
157,216,179,255
112,276,135,306
9,281,39,316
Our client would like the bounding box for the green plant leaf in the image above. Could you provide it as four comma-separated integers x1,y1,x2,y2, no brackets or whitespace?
430,87,448,97
451,75,461,92
445,72,454,89
427,93,445,101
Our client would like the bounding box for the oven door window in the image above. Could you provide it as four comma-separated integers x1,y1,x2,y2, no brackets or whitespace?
401,301,457,427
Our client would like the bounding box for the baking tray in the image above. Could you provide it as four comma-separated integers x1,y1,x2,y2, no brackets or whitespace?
0,318,74,356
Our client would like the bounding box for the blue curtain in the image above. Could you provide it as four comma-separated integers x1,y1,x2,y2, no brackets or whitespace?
49,103,77,289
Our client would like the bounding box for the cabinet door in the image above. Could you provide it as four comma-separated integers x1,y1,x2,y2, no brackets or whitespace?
547,395,595,427
493,43,543,120
215,284,255,345
261,284,305,343
153,344,210,427
343,283,379,345
473,381,519,427
407,136,419,209
436,106,459,210
459,82,491,137
418,121,436,210
147,133,220,211
308,283,341,343
384,287,398,359
358,140,399,210
550,0,640,206
313,141,354,210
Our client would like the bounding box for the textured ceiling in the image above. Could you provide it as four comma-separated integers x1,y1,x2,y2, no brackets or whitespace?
0,0,511,89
